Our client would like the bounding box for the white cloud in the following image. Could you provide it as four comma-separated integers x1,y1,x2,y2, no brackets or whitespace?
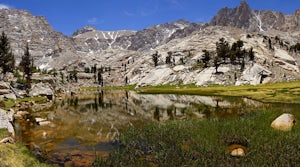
168,0,184,9
124,10,134,17
87,17,98,25
0,4,10,9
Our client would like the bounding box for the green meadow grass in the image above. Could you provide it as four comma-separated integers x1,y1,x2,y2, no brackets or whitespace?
137,80,300,103
0,129,50,167
95,111,300,166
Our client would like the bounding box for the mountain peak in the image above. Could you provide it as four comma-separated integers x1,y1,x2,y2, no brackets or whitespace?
210,1,253,29
239,0,249,8
72,26,96,37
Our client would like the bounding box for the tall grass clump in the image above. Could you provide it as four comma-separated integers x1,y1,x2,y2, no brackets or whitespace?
95,111,300,166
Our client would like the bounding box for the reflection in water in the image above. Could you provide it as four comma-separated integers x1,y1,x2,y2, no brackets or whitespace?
15,90,270,165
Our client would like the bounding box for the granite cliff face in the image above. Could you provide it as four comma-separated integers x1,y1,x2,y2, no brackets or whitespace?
0,9,78,69
71,19,202,53
0,2,300,87
210,1,300,32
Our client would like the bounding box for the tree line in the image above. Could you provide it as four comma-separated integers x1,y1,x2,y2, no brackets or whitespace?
151,38,255,73
0,32,34,95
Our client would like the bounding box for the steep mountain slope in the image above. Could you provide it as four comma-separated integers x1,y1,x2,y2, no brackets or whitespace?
0,9,79,69
71,19,203,54
72,26,136,54
210,1,300,32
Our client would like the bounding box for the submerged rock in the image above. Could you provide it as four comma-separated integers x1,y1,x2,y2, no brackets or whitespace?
271,113,296,131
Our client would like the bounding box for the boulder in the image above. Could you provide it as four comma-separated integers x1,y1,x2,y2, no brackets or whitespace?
35,117,52,126
77,73,94,79
0,108,15,136
14,111,30,120
137,68,176,87
0,89,11,95
4,93,16,100
230,148,245,157
0,81,10,89
35,117,47,123
274,48,299,72
271,113,296,131
236,64,272,85
39,121,52,126
29,83,54,100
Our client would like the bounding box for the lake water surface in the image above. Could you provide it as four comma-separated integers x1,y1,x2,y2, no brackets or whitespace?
14,90,300,166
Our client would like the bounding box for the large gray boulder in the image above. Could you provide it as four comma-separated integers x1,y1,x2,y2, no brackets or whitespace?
271,113,296,131
29,83,54,100
0,108,15,136
236,64,272,85
0,81,10,89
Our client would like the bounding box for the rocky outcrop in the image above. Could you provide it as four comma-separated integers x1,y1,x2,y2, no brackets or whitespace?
29,83,54,100
210,1,300,32
274,48,299,72
271,113,296,131
0,108,15,136
210,1,253,30
236,64,272,85
0,81,16,100
0,9,78,69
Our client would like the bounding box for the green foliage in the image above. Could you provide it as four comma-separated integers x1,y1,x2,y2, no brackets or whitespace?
213,55,221,73
0,142,50,167
165,52,172,65
19,43,33,93
138,80,300,103
60,71,64,83
290,43,300,53
152,51,159,67
216,38,230,63
98,111,300,166
0,32,15,74
249,47,255,61
0,99,15,110
202,49,211,68
69,67,78,83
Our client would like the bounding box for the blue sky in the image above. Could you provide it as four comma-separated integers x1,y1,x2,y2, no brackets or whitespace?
1,0,300,35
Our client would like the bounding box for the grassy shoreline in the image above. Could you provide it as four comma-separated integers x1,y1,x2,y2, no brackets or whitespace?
96,111,300,166
0,129,50,167
80,80,300,103
136,81,300,103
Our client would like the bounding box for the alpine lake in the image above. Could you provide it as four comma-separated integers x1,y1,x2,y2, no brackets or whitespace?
14,90,300,166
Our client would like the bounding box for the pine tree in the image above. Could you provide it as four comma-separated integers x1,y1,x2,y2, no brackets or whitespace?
152,51,159,67
202,50,211,68
216,38,230,63
214,56,221,73
0,32,15,76
19,43,33,93
249,47,255,61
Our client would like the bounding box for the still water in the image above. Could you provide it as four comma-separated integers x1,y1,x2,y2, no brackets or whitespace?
14,90,300,166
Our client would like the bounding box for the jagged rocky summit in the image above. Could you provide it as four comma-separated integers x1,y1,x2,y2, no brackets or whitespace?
0,1,300,87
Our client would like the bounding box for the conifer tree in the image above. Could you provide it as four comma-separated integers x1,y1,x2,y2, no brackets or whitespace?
216,38,230,63
0,32,15,76
19,43,33,94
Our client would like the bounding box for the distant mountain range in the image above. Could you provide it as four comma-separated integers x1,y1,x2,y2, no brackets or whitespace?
0,1,300,86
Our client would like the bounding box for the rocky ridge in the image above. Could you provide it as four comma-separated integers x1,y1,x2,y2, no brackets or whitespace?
0,2,299,87
210,1,300,32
